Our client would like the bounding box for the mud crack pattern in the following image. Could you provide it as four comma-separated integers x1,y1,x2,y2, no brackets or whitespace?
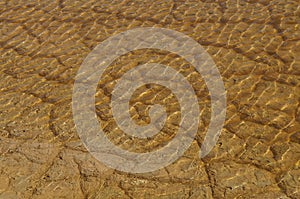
0,0,299,198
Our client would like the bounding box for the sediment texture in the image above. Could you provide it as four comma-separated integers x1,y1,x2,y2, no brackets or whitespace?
0,0,299,198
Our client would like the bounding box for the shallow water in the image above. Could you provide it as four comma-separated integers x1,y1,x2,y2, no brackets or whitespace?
0,0,299,198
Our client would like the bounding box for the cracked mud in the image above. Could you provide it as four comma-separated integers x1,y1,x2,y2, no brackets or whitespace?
0,0,299,198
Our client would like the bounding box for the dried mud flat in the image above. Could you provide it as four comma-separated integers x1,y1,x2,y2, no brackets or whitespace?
0,0,300,198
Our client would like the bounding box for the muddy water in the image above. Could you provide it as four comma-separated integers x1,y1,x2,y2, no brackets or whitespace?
0,0,299,198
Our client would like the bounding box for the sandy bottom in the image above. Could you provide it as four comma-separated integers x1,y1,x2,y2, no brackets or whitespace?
0,0,299,198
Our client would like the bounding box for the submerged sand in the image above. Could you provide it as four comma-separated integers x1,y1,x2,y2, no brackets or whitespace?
0,0,299,198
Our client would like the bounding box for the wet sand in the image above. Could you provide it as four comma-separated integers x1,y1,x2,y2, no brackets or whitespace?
0,0,299,198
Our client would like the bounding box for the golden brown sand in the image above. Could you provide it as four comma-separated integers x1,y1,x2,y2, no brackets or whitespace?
0,0,299,198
